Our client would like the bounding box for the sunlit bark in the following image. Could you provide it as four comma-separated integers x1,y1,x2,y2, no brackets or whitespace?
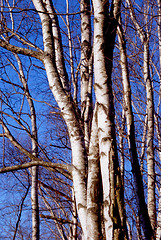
32,1,88,238
87,108,102,239
93,0,127,238
156,1,161,238
80,0,92,151
43,0,70,93
1,0,159,239
144,40,156,232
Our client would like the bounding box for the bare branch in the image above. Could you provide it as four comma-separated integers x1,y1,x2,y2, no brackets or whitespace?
0,160,71,174
0,39,43,60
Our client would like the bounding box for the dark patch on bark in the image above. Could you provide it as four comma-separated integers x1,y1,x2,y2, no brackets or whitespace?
78,203,86,211
94,83,103,90
100,151,106,157
102,137,111,142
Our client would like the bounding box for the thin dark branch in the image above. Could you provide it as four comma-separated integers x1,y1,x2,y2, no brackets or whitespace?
13,185,30,240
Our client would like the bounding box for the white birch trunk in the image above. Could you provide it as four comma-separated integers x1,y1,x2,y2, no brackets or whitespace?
43,0,70,93
140,114,147,175
156,182,161,240
32,1,88,237
92,1,128,238
80,0,92,151
126,5,156,230
144,41,156,231
43,48,88,240
156,1,161,238
31,166,39,240
117,18,154,239
92,1,113,237
66,0,75,90
87,107,102,239
119,109,125,188
15,54,39,240
80,0,91,108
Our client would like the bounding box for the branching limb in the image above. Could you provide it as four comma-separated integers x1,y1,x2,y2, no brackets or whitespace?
0,39,43,60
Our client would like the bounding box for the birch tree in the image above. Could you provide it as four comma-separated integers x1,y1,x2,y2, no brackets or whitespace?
125,2,156,234
117,15,154,239
0,0,161,239
156,0,161,238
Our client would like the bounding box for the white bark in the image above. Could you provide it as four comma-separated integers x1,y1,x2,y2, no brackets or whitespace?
66,0,75,89
31,166,39,240
92,1,113,238
32,1,88,237
119,109,125,186
156,1,161,238
80,0,91,108
87,107,102,240
92,1,127,238
43,0,70,93
126,220,132,240
43,54,88,238
158,0,161,86
80,0,92,151
140,114,147,175
144,41,156,231
156,182,161,240
15,54,39,240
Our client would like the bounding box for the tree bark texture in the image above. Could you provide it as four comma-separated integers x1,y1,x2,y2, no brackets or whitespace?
1,0,159,239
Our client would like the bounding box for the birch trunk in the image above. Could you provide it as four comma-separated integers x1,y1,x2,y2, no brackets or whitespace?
144,41,156,232
42,30,88,240
1,0,158,238
126,3,156,230
92,1,113,237
87,107,102,239
80,0,92,151
43,0,70,93
15,54,39,240
92,1,127,238
119,109,125,190
156,128,161,239
117,18,154,239
32,1,88,237
156,182,161,240
31,166,39,240
156,1,161,238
